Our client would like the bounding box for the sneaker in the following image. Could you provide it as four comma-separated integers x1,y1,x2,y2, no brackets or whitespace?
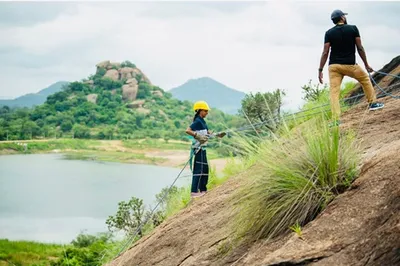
369,102,384,111
200,191,207,196
191,192,202,198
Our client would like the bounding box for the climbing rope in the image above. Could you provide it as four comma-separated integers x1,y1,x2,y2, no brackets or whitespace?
375,70,400,79
104,147,206,262
369,70,400,99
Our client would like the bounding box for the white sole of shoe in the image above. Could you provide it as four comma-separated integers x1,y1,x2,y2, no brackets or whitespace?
369,106,384,111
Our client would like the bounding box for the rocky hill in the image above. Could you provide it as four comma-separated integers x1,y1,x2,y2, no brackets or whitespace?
169,77,246,115
107,57,400,265
0,60,236,141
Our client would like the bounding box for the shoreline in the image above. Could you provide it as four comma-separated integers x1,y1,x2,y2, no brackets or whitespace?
0,139,230,173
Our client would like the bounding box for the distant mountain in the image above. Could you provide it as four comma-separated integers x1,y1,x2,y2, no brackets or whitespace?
169,77,246,114
0,81,69,108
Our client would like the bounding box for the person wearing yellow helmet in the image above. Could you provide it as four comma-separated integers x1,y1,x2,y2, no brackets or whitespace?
185,101,225,198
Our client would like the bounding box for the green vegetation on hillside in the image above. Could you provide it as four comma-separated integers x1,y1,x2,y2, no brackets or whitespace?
0,233,119,266
0,239,64,266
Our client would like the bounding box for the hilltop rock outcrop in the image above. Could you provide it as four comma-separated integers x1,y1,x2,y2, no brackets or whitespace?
94,60,152,85
93,60,156,103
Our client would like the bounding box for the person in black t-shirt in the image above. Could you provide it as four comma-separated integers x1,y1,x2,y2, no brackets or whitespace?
318,9,384,123
185,101,225,198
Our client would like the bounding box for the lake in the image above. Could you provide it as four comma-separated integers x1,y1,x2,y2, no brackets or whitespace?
0,153,191,243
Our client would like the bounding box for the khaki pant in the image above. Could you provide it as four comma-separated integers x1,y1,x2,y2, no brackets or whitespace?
328,64,376,120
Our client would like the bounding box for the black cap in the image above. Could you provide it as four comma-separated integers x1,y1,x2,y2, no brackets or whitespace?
331,9,348,20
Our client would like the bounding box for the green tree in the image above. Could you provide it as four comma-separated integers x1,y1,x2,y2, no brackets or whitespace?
95,77,123,90
46,91,68,105
42,125,56,138
301,80,327,101
69,82,88,92
106,197,146,237
55,101,72,112
71,232,112,248
73,124,91,139
121,60,136,68
21,120,41,139
0,105,10,114
52,232,113,266
240,89,285,131
137,83,152,99
97,126,114,140
61,120,73,132
43,114,56,125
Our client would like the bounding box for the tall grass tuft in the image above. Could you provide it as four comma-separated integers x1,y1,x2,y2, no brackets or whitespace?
232,115,361,241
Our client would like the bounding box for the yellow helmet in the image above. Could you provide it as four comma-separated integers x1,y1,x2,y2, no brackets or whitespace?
193,101,210,112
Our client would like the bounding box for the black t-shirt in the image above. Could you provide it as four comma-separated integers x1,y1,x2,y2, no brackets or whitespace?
190,116,208,132
190,116,208,145
324,24,360,65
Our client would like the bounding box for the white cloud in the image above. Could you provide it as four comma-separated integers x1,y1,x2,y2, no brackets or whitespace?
0,1,399,111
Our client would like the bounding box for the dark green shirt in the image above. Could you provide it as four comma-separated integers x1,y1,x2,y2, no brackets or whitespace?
324,24,360,65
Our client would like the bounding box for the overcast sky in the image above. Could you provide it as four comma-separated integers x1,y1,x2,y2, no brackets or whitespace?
0,1,399,109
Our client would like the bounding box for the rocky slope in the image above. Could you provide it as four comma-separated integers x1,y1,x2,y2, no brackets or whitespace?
107,58,400,266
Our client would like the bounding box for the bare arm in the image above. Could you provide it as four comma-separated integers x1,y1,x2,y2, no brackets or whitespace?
355,37,373,72
318,43,330,83
319,43,330,70
185,127,197,137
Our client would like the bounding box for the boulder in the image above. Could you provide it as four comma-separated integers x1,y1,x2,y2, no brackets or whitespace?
127,99,145,108
159,110,168,119
126,78,138,85
119,67,136,80
96,60,110,69
152,90,163,97
84,80,94,85
109,62,122,69
122,83,138,101
137,107,151,115
86,94,98,104
131,68,152,84
104,69,119,81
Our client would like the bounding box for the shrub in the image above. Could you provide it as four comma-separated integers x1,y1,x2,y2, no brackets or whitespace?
232,115,361,241
121,60,136,68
